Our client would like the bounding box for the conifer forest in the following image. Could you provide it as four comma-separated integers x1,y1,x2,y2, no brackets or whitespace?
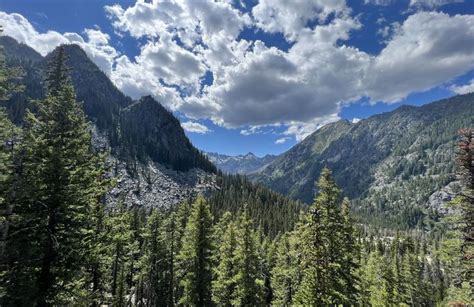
0,2,473,306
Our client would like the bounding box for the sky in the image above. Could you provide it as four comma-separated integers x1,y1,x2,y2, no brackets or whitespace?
0,0,473,156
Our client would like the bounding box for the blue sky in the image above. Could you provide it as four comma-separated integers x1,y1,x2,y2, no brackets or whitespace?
0,0,473,156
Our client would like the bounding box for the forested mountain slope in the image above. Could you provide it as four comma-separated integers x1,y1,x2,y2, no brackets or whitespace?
252,94,474,227
0,36,218,207
0,37,301,228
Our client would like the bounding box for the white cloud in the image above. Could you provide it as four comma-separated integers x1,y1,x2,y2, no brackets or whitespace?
409,0,464,9
283,114,341,141
450,79,474,94
2,4,474,141
0,12,118,75
364,0,394,6
365,0,464,7
365,12,474,103
181,121,211,134
275,137,290,144
252,0,349,41
351,118,361,123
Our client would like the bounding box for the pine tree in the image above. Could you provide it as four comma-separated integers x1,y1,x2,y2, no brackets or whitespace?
0,34,23,303
271,233,299,306
162,201,191,306
108,201,135,306
294,167,346,305
260,235,276,305
232,208,264,306
0,109,17,251
2,45,108,306
81,185,110,306
212,212,238,306
177,196,214,306
340,197,360,304
136,208,168,306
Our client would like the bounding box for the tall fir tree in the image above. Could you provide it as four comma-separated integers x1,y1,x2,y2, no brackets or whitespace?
136,208,168,306
294,167,359,305
340,197,360,304
177,196,214,306
2,45,108,306
212,212,238,306
232,208,264,306
108,200,135,306
295,168,342,306
271,232,300,306
0,32,23,302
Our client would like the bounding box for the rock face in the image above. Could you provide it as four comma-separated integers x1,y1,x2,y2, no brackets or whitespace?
2,36,217,208
426,181,461,214
117,96,216,173
206,152,277,174
107,160,217,208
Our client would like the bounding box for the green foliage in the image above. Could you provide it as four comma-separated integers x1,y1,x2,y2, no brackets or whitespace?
358,234,445,306
2,46,108,305
271,232,302,306
135,209,167,305
0,36,470,307
177,196,214,306
212,212,238,305
117,96,216,173
208,174,303,238
252,94,474,231
232,209,265,306
294,168,359,305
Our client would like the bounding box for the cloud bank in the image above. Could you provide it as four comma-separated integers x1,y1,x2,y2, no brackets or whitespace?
1,0,472,140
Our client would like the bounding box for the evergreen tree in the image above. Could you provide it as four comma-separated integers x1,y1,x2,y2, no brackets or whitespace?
0,32,23,303
177,196,214,306
162,201,191,306
2,45,107,306
136,208,168,306
294,167,349,305
271,233,300,306
212,212,238,306
232,208,264,306
108,201,135,306
81,182,110,306
340,197,360,304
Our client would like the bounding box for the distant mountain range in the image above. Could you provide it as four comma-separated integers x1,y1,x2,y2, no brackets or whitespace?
250,94,473,227
205,152,277,174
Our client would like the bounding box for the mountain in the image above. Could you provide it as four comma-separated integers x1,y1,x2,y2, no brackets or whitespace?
0,37,301,231
0,36,216,207
251,93,474,228
206,151,277,174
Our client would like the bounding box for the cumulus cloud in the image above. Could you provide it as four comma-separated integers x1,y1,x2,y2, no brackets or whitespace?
0,12,118,75
365,12,474,103
450,79,474,94
252,0,349,41
181,121,211,134
2,2,474,141
275,137,290,144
